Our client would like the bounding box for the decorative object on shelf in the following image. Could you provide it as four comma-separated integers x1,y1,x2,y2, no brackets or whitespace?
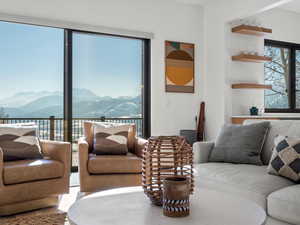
165,41,194,93
250,106,259,116
142,136,194,206
232,53,272,63
232,83,272,90
163,176,190,217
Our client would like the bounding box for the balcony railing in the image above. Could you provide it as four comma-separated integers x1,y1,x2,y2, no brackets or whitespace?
0,116,143,142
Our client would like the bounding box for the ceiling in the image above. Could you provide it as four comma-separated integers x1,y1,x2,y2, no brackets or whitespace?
280,0,300,13
174,0,209,5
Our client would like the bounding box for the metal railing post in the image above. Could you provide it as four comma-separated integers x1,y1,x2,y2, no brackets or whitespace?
49,116,55,140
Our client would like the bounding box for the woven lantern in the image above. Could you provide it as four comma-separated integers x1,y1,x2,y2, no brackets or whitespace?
142,136,194,206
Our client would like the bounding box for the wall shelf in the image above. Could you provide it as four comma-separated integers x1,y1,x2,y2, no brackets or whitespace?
231,83,272,90
232,25,272,36
232,54,272,63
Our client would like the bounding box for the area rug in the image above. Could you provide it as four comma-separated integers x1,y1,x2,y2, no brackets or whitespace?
0,212,70,225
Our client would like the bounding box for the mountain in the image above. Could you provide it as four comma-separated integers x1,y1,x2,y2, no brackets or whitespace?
0,89,141,118
0,91,60,108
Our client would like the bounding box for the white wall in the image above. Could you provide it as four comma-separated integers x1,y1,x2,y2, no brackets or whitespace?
0,0,204,136
257,8,300,44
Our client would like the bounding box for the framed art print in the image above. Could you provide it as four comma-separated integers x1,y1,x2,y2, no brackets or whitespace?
165,41,194,93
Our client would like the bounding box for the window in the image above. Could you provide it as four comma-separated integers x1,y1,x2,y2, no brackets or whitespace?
264,40,300,113
0,20,151,171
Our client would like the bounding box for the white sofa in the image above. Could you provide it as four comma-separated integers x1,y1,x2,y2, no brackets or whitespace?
193,120,300,225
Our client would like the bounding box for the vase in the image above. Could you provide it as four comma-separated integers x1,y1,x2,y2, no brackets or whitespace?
163,176,190,217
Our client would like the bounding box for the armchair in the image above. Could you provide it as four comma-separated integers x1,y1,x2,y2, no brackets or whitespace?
79,122,147,192
0,140,71,216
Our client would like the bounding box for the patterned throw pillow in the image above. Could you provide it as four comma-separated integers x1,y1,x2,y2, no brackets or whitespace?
93,123,131,155
268,135,300,183
0,125,43,161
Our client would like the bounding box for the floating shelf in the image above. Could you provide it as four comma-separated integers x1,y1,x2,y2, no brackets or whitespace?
232,25,272,36
232,54,272,63
232,83,272,90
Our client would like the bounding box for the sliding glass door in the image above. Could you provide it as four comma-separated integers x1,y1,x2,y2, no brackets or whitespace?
0,20,151,171
71,32,145,167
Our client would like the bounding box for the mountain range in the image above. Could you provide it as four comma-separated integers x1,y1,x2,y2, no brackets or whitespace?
0,89,141,118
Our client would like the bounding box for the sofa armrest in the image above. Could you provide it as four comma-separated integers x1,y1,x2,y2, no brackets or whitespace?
193,141,214,164
134,137,148,158
0,147,3,187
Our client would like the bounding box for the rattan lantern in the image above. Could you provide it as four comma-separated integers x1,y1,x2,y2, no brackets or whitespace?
142,136,194,206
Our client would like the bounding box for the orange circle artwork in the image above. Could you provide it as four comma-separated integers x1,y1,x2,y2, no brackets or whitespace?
166,49,193,86
166,67,193,85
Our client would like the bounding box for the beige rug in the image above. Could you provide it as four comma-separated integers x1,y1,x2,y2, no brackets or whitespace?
0,212,70,225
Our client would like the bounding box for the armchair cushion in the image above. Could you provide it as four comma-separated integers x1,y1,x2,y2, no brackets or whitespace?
93,123,131,155
0,125,43,161
3,159,64,185
88,152,142,174
83,121,136,152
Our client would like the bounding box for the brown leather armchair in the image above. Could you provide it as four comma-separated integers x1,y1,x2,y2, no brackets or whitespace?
0,140,71,216
79,122,147,192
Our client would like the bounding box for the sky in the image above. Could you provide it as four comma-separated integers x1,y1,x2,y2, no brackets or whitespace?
0,21,142,99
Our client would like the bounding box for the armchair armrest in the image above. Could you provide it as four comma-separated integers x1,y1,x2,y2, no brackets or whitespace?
40,140,71,181
134,137,148,158
78,136,89,173
0,147,3,187
40,140,71,164
193,141,214,164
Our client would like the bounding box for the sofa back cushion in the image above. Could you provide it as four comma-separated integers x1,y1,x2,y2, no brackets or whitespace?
209,122,270,165
83,121,136,152
244,120,300,165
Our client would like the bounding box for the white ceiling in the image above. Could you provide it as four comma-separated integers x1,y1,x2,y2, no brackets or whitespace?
280,0,300,13
174,0,209,5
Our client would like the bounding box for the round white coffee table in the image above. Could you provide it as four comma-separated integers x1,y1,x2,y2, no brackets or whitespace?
68,187,266,225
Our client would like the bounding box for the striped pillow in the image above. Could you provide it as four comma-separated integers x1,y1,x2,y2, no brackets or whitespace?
93,123,131,155
0,125,43,161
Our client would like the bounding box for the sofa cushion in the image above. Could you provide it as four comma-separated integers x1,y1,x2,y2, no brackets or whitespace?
268,185,300,225
268,135,300,183
194,163,293,208
3,159,64,185
88,152,142,174
209,122,269,165
244,120,300,165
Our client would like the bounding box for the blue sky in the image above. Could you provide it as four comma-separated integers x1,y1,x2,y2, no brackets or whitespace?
0,21,142,99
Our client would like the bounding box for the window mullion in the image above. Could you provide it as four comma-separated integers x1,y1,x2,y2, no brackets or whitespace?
290,47,296,110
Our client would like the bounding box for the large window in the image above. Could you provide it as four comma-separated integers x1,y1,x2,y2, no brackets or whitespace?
0,21,151,170
264,40,300,112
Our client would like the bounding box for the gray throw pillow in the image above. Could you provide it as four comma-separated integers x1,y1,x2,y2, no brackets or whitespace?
267,135,300,183
209,121,270,165
0,125,43,161
93,123,131,155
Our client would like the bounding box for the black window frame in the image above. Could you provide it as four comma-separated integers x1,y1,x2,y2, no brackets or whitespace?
265,39,300,113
